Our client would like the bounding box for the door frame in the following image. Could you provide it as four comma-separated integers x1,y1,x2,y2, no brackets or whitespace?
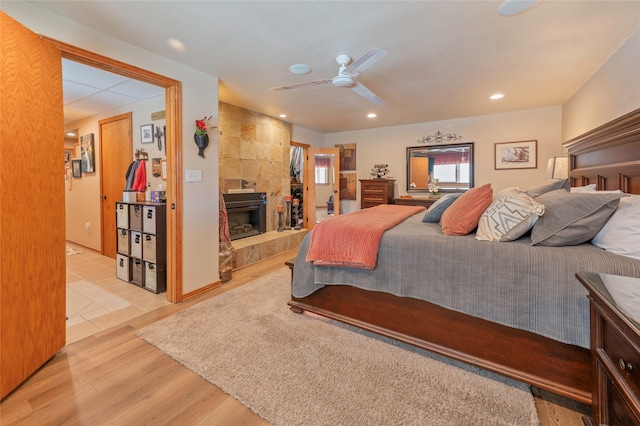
306,147,340,229
45,38,184,303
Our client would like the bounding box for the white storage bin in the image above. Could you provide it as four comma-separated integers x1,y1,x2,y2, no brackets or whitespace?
143,206,157,234
116,203,129,228
117,228,129,255
129,204,143,231
130,231,142,258
143,234,157,263
116,254,131,282
145,262,157,292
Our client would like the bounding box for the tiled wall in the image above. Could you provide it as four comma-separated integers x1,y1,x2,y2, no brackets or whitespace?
219,102,291,232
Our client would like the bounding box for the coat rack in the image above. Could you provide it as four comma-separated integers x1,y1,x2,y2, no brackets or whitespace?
135,149,149,160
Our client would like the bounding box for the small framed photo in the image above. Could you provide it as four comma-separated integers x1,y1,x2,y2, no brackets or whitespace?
71,159,82,178
494,140,537,170
140,124,154,144
161,159,167,180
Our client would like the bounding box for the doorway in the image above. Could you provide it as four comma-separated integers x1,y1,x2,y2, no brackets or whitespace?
305,147,340,228
47,38,184,303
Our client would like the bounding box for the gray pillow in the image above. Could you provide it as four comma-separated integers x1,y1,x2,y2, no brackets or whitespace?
422,193,463,223
531,189,626,246
525,179,570,198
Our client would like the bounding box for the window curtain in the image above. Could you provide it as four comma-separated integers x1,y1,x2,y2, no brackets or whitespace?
434,152,468,165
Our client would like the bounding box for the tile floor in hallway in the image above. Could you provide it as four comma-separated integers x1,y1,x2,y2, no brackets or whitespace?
65,243,170,344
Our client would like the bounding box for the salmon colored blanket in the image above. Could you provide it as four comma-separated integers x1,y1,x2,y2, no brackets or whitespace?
306,204,426,269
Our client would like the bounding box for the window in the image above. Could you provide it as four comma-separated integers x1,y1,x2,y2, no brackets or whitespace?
315,157,331,185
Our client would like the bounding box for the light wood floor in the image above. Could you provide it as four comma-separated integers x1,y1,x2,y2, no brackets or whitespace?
1,248,590,425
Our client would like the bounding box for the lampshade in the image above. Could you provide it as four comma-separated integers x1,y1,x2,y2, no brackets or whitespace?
546,156,569,180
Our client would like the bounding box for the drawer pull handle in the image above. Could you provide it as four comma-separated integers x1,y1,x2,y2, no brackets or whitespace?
619,358,633,371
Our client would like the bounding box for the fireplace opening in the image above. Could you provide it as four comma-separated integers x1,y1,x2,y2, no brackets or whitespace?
223,192,266,241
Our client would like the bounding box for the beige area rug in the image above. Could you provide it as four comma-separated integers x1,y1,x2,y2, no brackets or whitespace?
137,268,539,426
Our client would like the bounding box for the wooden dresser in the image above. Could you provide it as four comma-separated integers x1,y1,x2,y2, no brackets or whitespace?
577,272,640,425
360,179,395,209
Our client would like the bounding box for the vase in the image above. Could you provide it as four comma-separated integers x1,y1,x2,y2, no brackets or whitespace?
194,133,209,158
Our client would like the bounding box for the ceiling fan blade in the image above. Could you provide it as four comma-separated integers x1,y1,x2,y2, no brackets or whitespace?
352,82,385,105
345,48,387,77
271,79,331,91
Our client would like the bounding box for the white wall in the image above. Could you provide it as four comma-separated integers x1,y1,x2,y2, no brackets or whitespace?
3,3,220,294
291,124,325,147
325,107,563,214
562,28,640,141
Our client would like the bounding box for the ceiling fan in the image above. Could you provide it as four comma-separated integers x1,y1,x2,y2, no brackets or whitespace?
271,48,387,105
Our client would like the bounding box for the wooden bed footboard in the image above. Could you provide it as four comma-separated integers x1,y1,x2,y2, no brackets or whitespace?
288,285,592,404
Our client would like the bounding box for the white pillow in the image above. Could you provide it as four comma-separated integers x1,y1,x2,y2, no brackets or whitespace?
592,195,640,260
570,184,596,193
476,188,545,242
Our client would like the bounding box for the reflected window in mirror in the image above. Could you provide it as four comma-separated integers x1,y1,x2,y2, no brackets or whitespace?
406,143,474,193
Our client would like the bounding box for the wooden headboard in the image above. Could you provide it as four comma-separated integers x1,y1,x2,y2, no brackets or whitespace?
563,108,640,194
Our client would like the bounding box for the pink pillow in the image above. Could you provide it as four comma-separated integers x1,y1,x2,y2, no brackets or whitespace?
440,184,493,236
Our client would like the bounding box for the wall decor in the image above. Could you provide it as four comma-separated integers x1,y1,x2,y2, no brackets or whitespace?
64,149,73,168
80,133,95,173
335,143,356,171
417,131,462,144
340,173,357,200
494,140,537,170
152,158,162,177
161,159,167,180
71,159,82,178
140,124,154,144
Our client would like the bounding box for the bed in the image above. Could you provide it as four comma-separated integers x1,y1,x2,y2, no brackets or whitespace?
288,108,640,405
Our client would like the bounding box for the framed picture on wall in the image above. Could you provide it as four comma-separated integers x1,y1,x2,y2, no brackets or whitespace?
71,160,82,178
80,133,95,173
161,159,167,180
494,140,537,170
140,124,154,144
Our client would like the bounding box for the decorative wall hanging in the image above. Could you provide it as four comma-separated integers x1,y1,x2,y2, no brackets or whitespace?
71,159,82,178
417,131,463,144
335,143,357,171
80,133,95,173
140,124,154,144
195,115,217,158
494,140,537,170
154,126,164,151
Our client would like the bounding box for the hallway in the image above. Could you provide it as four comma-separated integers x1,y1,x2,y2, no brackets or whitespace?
65,243,170,344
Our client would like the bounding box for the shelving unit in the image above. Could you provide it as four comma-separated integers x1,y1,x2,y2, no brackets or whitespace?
115,201,166,294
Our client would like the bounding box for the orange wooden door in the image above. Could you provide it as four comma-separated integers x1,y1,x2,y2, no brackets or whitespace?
1,12,66,399
99,113,133,258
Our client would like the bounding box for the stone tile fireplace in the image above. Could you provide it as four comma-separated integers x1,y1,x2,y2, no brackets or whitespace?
219,102,308,268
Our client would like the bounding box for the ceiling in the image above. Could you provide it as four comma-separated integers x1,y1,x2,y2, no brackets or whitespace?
34,1,640,134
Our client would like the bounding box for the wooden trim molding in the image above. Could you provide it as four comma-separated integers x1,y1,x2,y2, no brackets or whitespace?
563,107,640,155
44,36,184,303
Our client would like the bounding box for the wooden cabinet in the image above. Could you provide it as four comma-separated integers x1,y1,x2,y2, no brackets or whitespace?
360,179,395,209
393,197,437,208
116,202,166,294
577,272,640,425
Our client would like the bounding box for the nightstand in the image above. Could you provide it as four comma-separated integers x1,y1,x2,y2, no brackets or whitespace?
577,272,640,425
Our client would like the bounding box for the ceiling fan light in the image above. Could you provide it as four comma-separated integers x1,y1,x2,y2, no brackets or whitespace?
498,0,539,16
289,64,311,75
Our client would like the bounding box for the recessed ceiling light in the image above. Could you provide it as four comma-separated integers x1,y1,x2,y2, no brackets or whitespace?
66,132,76,137
498,0,539,16
167,37,186,52
289,64,311,75
490,93,504,100
367,113,377,118
280,114,287,118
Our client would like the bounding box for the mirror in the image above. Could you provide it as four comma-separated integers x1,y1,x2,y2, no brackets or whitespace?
406,142,474,192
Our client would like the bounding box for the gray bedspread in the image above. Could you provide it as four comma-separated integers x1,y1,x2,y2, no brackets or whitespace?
292,212,640,348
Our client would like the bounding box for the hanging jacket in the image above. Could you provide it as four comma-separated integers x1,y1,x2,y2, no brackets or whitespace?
131,160,147,191
124,161,140,191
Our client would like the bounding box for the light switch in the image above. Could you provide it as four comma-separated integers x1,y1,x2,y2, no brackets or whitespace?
186,170,203,182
